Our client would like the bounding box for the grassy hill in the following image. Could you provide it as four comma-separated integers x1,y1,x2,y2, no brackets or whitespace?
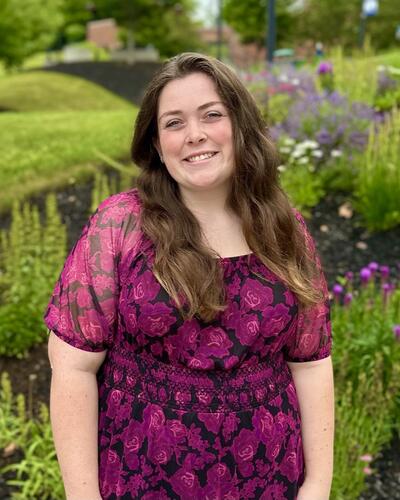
0,71,132,112
0,109,138,211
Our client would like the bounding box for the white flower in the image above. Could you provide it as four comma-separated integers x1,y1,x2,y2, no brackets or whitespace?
279,146,291,154
300,140,319,149
277,165,286,172
291,78,300,85
291,149,305,159
278,74,289,82
311,149,323,158
331,149,342,158
298,157,309,165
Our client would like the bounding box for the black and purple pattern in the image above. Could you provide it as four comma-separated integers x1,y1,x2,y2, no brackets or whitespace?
44,189,332,499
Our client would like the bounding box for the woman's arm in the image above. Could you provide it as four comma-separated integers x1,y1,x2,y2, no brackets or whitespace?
48,332,107,500
287,355,335,500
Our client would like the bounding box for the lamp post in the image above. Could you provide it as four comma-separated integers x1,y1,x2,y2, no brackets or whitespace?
359,0,379,49
266,0,276,65
217,0,223,60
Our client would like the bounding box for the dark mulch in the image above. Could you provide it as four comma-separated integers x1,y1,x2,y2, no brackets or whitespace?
0,178,399,499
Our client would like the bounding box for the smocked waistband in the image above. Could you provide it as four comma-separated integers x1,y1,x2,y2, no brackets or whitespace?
101,348,292,413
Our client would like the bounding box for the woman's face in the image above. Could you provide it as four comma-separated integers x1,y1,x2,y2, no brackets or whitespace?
156,72,235,196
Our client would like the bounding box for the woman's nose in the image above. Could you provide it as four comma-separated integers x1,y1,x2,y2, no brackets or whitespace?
185,120,207,144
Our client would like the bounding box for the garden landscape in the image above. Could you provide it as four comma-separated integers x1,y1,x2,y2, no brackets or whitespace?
0,0,400,499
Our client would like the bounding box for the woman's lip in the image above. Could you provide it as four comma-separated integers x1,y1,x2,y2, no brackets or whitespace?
183,152,219,163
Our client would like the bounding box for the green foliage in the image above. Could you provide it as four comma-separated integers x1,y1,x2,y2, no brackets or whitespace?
331,274,400,499
64,23,86,44
0,71,132,112
374,86,400,112
330,47,378,106
0,109,136,212
77,0,204,57
292,0,400,52
279,164,325,217
266,93,292,125
0,0,64,68
0,373,29,450
353,110,400,232
91,171,119,213
0,373,65,500
93,150,139,193
223,0,294,46
0,195,66,357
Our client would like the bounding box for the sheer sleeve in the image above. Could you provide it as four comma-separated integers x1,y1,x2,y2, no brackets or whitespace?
43,190,142,352
283,209,332,363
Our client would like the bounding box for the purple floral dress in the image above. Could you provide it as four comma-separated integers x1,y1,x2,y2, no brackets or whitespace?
44,189,332,500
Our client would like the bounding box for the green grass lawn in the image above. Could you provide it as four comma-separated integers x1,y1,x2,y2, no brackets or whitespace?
0,109,137,212
0,71,132,111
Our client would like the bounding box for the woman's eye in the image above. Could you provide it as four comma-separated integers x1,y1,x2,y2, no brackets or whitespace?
165,120,181,128
205,112,222,119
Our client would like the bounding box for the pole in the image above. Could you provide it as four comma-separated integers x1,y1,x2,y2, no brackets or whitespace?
267,0,276,64
217,0,223,60
358,14,367,49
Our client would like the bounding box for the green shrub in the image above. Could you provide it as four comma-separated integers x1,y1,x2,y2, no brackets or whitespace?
331,268,400,499
0,373,64,500
353,109,400,231
0,195,66,357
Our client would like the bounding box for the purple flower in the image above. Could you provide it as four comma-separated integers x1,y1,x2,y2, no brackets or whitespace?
317,61,333,75
333,284,344,296
345,271,354,282
368,262,379,273
344,293,353,306
360,267,372,284
379,265,390,280
393,325,400,340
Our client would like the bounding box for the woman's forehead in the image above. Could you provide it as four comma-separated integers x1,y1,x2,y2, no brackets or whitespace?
157,73,221,113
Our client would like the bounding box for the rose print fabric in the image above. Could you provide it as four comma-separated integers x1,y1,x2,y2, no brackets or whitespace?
44,189,332,500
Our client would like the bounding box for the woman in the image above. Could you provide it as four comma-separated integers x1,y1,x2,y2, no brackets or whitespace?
46,52,334,500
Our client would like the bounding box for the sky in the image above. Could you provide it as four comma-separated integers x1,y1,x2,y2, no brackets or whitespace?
193,0,218,26
193,0,306,27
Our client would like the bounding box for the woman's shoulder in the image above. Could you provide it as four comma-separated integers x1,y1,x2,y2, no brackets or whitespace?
95,187,143,217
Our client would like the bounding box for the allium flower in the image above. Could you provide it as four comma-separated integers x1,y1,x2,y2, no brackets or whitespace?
345,271,354,282
393,325,400,340
360,267,372,284
368,262,379,273
344,293,353,306
379,265,390,280
317,61,333,75
333,284,344,296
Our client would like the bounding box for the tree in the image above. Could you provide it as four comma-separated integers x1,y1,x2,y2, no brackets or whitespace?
223,0,296,47
90,0,205,57
292,0,400,51
0,0,64,68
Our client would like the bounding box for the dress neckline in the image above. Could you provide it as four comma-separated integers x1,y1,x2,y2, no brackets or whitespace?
219,252,254,261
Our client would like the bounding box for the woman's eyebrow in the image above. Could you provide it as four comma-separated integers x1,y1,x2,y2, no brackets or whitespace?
158,101,224,122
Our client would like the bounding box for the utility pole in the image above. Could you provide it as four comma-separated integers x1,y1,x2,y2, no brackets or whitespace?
217,0,223,60
266,0,276,64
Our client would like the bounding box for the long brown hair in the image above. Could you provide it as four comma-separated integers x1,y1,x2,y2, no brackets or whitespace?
131,52,324,322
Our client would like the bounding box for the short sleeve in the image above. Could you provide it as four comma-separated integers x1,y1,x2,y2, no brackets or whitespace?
283,210,332,363
43,190,142,352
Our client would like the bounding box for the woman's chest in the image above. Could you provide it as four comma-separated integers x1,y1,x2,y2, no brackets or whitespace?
116,254,298,367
